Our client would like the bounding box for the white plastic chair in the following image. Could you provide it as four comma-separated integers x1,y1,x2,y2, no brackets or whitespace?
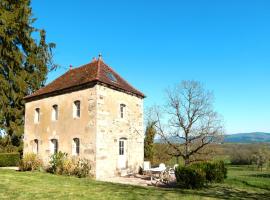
159,163,166,171
143,161,151,175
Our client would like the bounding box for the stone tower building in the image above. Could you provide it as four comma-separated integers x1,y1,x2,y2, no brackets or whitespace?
23,56,145,179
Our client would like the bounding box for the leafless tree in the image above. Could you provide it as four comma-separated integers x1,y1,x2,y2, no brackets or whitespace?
152,81,224,165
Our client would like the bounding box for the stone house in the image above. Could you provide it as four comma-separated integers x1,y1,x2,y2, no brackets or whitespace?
23,56,145,179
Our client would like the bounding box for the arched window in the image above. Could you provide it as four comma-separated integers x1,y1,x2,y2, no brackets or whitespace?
50,139,58,154
120,104,126,119
52,105,58,121
33,139,39,154
73,100,80,118
34,108,40,123
72,138,80,156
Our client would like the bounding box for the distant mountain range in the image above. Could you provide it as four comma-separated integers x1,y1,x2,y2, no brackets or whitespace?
224,132,270,143
154,132,270,144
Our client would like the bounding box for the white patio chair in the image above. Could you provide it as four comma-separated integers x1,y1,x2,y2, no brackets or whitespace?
143,161,151,175
159,163,166,171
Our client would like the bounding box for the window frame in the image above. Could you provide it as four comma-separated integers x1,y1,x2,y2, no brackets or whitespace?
34,139,39,154
120,104,126,119
34,108,40,123
51,139,58,154
52,104,58,121
119,140,124,155
73,100,81,118
73,138,80,156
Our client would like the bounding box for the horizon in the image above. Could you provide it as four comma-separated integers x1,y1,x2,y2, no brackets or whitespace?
31,0,270,134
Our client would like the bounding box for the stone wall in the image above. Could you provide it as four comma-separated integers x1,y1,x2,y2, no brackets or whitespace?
95,84,144,179
24,86,98,175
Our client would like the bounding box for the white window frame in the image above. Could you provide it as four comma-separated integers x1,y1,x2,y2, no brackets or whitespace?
33,139,39,154
73,100,81,118
72,138,80,156
52,105,58,121
50,139,58,154
120,104,126,119
119,140,124,155
34,108,40,123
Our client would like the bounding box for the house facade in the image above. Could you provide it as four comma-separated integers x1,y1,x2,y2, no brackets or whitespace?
23,56,145,179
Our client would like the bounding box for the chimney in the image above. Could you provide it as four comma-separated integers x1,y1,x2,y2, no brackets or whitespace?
98,53,102,61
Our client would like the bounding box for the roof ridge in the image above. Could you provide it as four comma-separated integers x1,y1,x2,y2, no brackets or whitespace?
96,58,101,80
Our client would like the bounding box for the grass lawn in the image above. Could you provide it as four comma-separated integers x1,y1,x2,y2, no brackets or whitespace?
0,166,269,200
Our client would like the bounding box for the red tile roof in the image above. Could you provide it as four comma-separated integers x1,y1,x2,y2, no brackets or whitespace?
24,58,145,101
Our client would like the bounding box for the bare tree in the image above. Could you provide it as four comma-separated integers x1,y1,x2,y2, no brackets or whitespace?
153,81,223,165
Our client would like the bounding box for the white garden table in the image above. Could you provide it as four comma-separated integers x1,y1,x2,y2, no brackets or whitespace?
149,167,166,185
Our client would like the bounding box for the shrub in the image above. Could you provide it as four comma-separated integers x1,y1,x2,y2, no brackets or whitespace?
19,153,43,171
191,161,227,183
0,153,20,167
175,166,206,189
214,160,227,182
74,158,91,178
48,152,67,174
230,150,253,165
62,158,77,176
47,152,91,178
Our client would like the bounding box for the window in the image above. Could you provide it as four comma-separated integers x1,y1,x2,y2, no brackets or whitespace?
73,101,80,118
33,139,39,154
52,105,58,121
50,139,58,154
119,140,124,155
34,108,40,123
72,138,80,156
120,104,126,119
106,72,117,82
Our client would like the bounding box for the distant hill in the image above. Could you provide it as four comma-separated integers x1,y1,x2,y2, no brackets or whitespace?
224,132,270,143
155,132,270,144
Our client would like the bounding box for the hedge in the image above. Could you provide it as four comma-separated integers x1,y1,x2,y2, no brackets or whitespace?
191,161,227,183
175,161,228,189
0,153,20,167
175,166,206,189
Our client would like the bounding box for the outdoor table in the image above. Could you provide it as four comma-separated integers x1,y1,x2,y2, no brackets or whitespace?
149,167,166,185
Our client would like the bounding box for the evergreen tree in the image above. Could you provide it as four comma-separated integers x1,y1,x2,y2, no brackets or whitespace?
0,0,55,146
144,121,156,162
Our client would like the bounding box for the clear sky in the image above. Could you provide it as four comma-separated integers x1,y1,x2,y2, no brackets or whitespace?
31,0,270,134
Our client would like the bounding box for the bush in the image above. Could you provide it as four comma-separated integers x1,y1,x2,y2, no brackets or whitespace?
47,152,91,178
62,158,77,176
74,159,91,178
47,152,67,174
191,161,227,183
19,153,43,171
175,166,206,189
230,150,253,165
0,153,20,167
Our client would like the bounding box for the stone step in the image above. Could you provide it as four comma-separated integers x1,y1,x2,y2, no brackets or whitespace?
120,169,135,177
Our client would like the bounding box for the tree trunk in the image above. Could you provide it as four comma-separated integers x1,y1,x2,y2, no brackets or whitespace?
184,156,190,166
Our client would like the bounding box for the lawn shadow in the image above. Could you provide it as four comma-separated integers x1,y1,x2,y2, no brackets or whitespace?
249,173,270,179
94,180,270,200
171,185,270,200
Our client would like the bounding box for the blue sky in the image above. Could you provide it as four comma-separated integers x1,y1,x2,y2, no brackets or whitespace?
31,0,270,134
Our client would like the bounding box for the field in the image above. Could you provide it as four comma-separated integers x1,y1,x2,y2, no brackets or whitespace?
0,166,269,200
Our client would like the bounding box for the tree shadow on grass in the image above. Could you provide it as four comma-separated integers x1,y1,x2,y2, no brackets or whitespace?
229,177,270,190
159,186,269,200
249,173,270,179
95,181,270,200
179,185,270,200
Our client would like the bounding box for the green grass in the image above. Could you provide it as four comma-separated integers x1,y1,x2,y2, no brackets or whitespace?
0,166,269,200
